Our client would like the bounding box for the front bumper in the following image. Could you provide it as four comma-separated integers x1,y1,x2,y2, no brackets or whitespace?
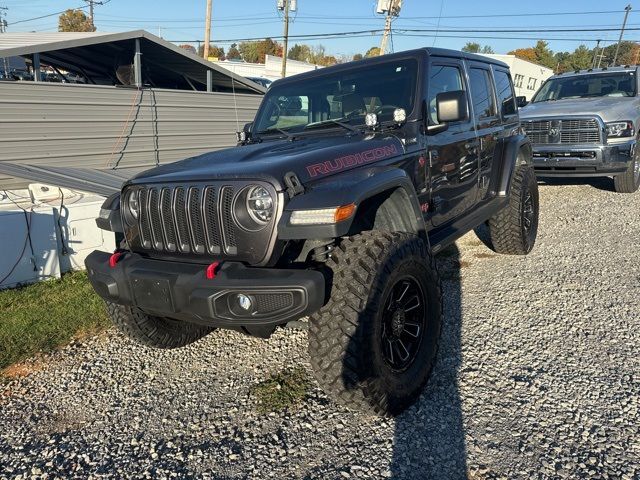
532,140,635,177
85,251,325,335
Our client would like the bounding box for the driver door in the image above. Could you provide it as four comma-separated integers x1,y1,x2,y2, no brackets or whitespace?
426,59,480,227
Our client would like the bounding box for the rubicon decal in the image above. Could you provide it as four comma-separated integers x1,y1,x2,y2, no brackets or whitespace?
306,144,399,177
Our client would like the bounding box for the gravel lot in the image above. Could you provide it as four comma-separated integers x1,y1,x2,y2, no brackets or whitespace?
1,179,639,480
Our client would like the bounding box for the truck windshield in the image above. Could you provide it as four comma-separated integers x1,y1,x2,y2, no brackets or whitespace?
532,72,637,102
253,58,418,135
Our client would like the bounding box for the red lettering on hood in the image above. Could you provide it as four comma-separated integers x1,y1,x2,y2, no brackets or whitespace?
306,144,399,177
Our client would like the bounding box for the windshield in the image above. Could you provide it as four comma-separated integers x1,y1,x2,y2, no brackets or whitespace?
252,58,418,135
532,72,637,102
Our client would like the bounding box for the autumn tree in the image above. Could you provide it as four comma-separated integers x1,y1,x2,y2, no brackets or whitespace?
288,44,312,62
179,44,197,55
352,53,364,61
509,40,555,69
226,43,242,60
365,47,381,57
238,38,282,63
58,9,95,32
198,44,225,60
462,42,494,54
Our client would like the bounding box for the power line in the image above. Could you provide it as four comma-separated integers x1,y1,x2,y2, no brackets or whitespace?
7,4,88,25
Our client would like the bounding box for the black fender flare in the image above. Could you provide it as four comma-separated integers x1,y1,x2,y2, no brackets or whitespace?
277,166,426,240
96,192,123,233
499,133,532,197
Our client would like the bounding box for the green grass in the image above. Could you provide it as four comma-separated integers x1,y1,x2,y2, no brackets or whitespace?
251,367,312,413
0,271,109,375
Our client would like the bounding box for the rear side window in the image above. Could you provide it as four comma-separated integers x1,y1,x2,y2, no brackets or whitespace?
469,68,496,119
494,70,516,117
427,65,465,124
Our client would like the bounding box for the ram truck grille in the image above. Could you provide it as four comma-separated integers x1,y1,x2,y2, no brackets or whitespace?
123,181,278,265
522,118,602,145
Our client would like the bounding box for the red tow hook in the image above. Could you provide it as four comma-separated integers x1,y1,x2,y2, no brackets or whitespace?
109,251,125,268
206,261,221,279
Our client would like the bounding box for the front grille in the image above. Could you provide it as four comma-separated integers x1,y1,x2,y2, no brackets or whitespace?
133,184,242,257
522,118,602,145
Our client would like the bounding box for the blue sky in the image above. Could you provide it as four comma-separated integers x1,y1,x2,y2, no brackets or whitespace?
3,0,640,58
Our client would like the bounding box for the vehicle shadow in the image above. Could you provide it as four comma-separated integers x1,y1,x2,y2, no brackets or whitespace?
537,176,615,192
390,243,467,479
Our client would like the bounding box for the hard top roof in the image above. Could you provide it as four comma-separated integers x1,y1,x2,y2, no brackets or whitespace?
272,47,509,86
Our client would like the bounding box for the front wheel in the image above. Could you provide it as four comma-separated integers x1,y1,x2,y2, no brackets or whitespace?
308,231,442,416
613,153,640,193
105,302,214,349
485,164,539,255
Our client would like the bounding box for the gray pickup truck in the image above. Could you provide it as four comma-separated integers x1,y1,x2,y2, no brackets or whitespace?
520,66,640,193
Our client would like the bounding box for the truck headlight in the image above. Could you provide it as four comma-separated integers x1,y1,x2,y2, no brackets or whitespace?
246,186,274,224
123,188,140,225
606,121,635,138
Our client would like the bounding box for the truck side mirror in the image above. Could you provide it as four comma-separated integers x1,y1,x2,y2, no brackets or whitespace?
436,90,468,123
237,122,253,144
426,90,467,135
516,96,528,108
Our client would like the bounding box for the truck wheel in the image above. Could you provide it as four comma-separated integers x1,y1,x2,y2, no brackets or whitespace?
613,154,640,193
105,301,213,349
486,164,539,255
308,231,442,416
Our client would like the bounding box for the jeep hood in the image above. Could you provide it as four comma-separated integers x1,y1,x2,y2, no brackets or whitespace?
127,134,405,190
520,96,640,123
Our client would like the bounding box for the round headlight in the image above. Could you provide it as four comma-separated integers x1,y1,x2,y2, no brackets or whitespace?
246,186,274,224
127,189,140,220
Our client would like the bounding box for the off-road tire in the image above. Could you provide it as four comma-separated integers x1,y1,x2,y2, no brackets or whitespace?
105,301,213,349
308,231,442,416
486,164,539,255
613,153,640,193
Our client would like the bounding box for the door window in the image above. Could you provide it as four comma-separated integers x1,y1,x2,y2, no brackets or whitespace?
427,65,465,124
469,68,497,119
494,69,516,117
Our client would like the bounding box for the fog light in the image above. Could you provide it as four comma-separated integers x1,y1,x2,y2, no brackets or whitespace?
237,294,253,311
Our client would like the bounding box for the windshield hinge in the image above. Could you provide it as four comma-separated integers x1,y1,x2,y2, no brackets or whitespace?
284,171,305,198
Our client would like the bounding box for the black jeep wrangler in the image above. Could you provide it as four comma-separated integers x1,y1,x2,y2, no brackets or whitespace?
87,48,539,416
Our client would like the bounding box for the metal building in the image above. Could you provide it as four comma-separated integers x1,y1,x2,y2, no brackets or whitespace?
0,31,265,190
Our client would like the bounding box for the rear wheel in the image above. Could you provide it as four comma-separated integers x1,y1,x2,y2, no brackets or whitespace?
485,164,539,255
105,301,213,349
613,152,640,193
308,231,442,416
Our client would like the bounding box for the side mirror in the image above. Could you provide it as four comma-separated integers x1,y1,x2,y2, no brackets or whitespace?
426,90,467,135
436,90,468,123
237,122,253,144
516,96,528,108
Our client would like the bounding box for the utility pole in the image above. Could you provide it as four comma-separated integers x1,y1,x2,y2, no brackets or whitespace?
0,6,7,33
203,0,212,60
0,7,8,78
378,0,401,55
592,39,601,68
83,0,104,30
613,4,632,66
281,0,290,78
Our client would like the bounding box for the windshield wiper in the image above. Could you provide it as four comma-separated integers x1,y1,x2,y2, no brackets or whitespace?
304,119,361,134
255,127,297,140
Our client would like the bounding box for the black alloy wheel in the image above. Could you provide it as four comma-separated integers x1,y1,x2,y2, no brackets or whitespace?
381,276,427,372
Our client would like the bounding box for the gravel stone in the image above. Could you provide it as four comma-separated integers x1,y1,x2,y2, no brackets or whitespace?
0,180,638,479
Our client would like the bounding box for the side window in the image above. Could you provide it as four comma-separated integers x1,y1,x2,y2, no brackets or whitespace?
427,64,465,124
494,69,516,117
468,68,496,119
